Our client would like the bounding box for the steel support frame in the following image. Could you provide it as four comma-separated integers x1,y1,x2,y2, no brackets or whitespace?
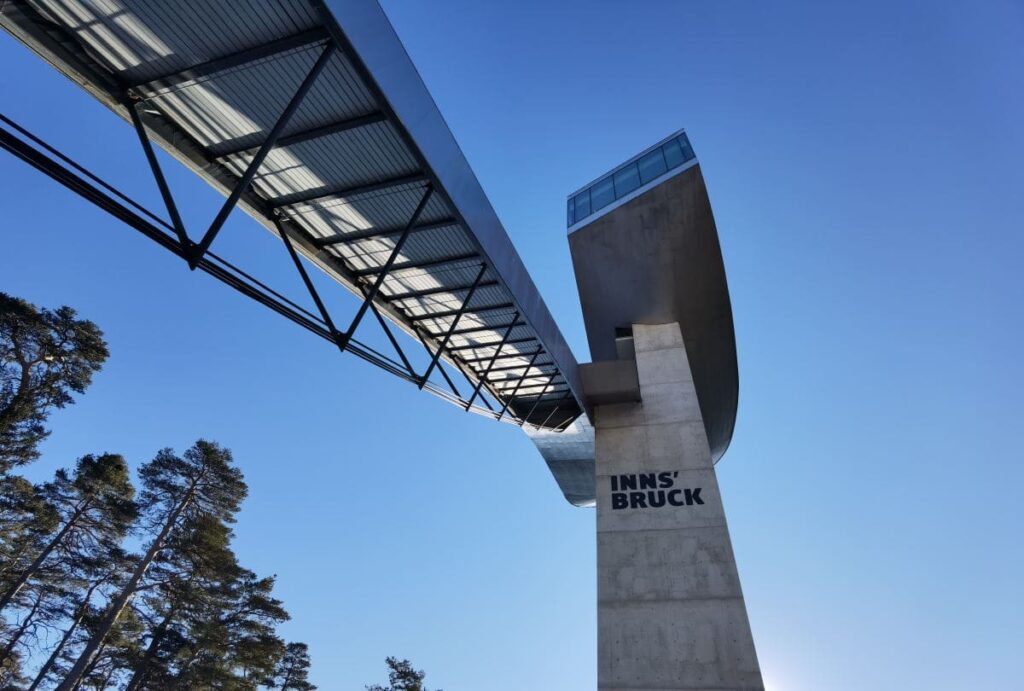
352,251,481,278
497,347,544,420
315,217,457,247
337,183,433,351
0,120,507,422
464,312,519,410
126,101,190,249
274,217,343,349
0,2,585,432
189,41,338,268
447,336,535,352
419,264,488,388
426,320,525,340
519,373,558,427
410,302,515,323
387,280,499,302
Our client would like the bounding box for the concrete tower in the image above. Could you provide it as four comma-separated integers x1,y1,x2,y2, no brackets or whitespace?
568,131,763,690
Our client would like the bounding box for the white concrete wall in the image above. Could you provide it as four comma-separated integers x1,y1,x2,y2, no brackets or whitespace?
596,323,763,690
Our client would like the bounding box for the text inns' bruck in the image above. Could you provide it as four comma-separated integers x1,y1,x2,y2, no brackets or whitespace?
609,472,704,510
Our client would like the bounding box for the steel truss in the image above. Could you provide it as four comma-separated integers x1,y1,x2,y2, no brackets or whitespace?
0,5,579,431
0,110,566,428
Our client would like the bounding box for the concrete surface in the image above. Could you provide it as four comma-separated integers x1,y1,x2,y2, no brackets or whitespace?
596,323,762,690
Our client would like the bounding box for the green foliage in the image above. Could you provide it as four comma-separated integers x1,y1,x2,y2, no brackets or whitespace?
0,292,108,471
0,292,313,691
367,657,440,691
0,453,137,612
275,642,317,690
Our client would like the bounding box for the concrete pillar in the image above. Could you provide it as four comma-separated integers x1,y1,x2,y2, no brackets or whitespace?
596,323,763,690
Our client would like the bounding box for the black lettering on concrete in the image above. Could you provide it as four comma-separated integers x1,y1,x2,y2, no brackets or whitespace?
608,473,704,511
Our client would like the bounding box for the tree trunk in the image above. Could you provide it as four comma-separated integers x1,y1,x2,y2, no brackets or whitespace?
55,484,196,691
279,663,295,690
70,642,106,691
0,502,88,612
124,605,177,691
0,359,32,435
28,577,102,691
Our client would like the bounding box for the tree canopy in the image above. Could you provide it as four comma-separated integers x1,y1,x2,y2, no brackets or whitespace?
367,657,440,691
0,292,108,471
0,291,371,690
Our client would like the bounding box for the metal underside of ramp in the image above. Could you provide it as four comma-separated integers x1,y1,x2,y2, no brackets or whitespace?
0,0,587,433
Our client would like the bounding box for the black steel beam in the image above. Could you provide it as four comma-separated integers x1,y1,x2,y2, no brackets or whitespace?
131,27,330,93
126,101,189,249
314,217,457,247
338,185,433,350
274,217,342,349
464,312,519,410
497,347,544,419
409,302,514,323
485,362,555,375
500,382,567,395
271,172,427,209
447,337,535,352
419,264,487,388
410,326,461,399
190,42,337,267
386,280,499,302
214,111,386,159
458,350,539,365
537,391,574,430
424,320,524,339
369,300,416,379
351,251,480,278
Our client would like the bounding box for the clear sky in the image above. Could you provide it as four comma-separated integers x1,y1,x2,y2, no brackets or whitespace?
2,1,1022,689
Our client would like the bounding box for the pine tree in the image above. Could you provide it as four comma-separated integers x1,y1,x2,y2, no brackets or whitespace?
0,453,135,612
55,440,246,691
157,561,289,689
0,475,56,591
0,293,108,471
26,551,129,691
123,513,239,691
367,657,440,691
275,642,317,690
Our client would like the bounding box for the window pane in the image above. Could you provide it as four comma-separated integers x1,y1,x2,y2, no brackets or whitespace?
613,163,640,198
591,176,615,210
573,190,591,220
678,133,695,161
662,138,684,168
638,148,667,184
567,198,575,225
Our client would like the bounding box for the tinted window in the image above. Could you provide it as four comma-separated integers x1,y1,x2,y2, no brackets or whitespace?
573,189,591,220
613,163,640,198
567,198,575,225
662,138,684,168
638,148,667,184
591,176,615,210
678,134,695,161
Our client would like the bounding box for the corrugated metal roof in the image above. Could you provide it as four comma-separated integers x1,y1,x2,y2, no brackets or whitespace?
5,0,583,430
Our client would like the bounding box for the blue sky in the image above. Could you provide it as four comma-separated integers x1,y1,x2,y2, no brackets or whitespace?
2,1,1022,689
